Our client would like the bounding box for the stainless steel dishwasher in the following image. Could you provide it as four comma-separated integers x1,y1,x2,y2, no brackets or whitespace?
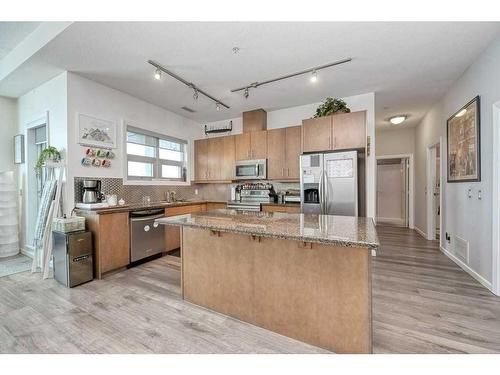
129,208,165,264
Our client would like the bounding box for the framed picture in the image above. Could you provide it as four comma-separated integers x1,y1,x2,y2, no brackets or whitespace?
14,134,25,164
447,96,481,183
77,113,117,149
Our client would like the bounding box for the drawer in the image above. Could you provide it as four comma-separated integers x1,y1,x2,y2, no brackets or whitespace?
165,203,206,217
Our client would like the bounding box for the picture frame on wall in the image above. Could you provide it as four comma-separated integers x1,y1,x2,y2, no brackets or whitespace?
77,113,117,149
13,134,25,164
447,95,481,183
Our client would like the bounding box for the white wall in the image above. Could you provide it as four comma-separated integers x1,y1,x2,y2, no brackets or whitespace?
415,34,500,286
66,73,203,210
376,127,415,156
17,72,68,251
0,96,17,172
205,92,377,218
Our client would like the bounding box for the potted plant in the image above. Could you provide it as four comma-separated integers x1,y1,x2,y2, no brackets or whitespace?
314,97,351,118
34,146,62,174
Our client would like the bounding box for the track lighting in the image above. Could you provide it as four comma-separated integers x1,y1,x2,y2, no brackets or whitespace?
193,88,199,100
216,102,221,111
154,68,162,80
244,87,249,99
310,70,318,83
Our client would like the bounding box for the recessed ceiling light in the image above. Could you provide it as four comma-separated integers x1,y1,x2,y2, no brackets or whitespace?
455,109,467,117
154,68,162,80
232,47,240,54
389,115,407,125
310,70,318,83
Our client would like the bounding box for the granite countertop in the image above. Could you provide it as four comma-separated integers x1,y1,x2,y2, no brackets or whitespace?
75,200,226,215
156,209,379,250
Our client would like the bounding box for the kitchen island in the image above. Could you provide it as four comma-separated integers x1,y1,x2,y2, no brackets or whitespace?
156,209,379,354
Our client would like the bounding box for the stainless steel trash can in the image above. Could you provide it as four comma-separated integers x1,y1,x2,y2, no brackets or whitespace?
53,231,93,287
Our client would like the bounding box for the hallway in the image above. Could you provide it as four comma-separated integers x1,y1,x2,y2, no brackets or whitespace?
373,225,500,353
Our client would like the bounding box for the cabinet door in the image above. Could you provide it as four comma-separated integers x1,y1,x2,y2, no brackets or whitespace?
222,135,235,180
195,139,208,181
250,130,268,159
235,133,251,160
332,111,366,150
267,128,286,180
285,126,301,179
207,137,223,180
99,212,130,273
302,116,332,152
165,204,207,252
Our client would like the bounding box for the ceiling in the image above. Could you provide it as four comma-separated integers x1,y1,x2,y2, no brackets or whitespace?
0,22,40,59
2,22,500,129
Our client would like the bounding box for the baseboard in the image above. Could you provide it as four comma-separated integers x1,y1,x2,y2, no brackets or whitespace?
414,226,427,239
21,248,34,259
377,217,404,226
440,245,492,291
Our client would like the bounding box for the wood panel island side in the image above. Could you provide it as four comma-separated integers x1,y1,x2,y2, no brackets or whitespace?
156,209,379,354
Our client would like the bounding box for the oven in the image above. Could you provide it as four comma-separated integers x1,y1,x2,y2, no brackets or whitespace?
234,159,267,180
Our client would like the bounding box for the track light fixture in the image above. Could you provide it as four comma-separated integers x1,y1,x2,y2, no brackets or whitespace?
148,60,229,110
231,57,351,95
216,102,221,111
154,68,162,80
310,70,318,83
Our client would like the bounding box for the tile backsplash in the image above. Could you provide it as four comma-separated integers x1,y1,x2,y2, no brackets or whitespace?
73,177,298,205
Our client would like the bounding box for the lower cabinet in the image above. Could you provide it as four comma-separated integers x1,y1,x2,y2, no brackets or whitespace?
261,205,300,214
79,211,130,279
164,203,207,252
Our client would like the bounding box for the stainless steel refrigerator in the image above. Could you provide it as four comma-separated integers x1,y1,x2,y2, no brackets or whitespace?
300,150,358,216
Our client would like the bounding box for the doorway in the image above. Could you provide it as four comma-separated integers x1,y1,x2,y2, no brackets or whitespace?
376,156,412,228
426,139,442,242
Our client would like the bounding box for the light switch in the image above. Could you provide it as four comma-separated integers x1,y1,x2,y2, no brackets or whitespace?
478,189,482,200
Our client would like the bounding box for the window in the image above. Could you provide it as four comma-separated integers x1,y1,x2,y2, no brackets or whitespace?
126,126,188,183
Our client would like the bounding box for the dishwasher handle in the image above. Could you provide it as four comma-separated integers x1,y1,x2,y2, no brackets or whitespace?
130,213,165,222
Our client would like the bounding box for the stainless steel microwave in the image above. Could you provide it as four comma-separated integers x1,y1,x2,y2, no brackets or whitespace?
234,159,267,180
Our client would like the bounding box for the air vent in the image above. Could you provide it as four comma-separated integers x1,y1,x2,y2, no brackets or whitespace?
181,106,196,113
453,235,469,263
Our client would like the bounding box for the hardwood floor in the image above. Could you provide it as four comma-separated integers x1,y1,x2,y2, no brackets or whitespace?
1,224,499,353
373,225,500,353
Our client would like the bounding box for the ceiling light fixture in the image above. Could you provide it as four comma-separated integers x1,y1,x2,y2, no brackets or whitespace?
231,57,352,97
389,115,407,125
216,102,221,111
148,60,229,110
154,68,162,80
310,70,318,83
455,109,467,117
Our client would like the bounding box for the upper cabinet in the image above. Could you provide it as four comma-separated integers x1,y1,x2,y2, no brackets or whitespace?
195,136,235,182
302,110,366,153
267,126,301,180
235,130,267,160
243,109,267,133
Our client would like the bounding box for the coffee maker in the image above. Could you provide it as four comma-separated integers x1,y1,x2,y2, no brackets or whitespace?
82,179,103,203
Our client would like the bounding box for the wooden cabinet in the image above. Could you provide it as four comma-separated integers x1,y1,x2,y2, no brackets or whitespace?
164,203,207,252
267,126,301,180
302,116,332,153
243,109,267,132
194,139,209,181
206,202,227,211
261,204,300,214
332,111,366,150
302,111,366,153
195,136,234,182
235,131,267,160
78,211,130,279
285,126,301,179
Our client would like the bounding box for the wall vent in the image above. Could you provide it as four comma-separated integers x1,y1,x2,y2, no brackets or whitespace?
181,106,196,113
453,235,469,264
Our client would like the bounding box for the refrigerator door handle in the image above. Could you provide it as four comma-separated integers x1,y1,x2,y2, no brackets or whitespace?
319,170,324,214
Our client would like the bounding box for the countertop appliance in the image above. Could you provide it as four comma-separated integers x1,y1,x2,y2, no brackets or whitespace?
82,179,103,204
129,209,165,264
284,189,301,203
300,151,358,216
53,230,93,288
234,159,267,180
227,183,275,212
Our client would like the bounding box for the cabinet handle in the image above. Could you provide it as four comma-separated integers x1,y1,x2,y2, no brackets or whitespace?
328,136,331,149
287,168,290,177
